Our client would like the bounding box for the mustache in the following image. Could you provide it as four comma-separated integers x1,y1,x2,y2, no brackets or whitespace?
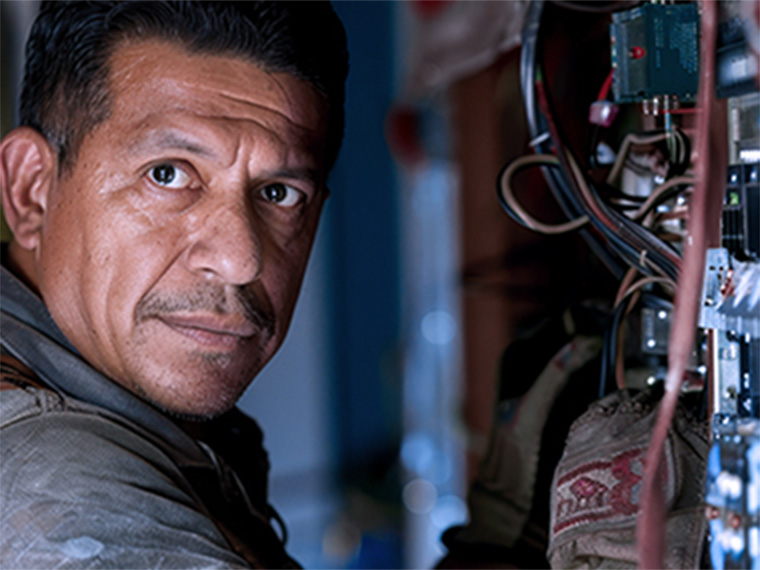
135,285,276,337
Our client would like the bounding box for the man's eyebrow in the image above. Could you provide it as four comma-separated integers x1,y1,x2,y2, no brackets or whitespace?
264,168,323,187
128,130,216,159
129,132,323,185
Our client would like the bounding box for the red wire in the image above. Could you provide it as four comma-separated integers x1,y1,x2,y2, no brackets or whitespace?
635,1,726,568
597,69,615,101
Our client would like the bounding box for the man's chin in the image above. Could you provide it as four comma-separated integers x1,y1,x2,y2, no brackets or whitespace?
128,376,246,422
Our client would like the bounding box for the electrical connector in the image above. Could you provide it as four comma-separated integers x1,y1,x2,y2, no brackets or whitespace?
588,100,620,127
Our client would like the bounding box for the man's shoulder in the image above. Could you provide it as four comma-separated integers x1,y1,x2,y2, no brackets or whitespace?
0,365,249,569
0,364,189,498
0,351,202,503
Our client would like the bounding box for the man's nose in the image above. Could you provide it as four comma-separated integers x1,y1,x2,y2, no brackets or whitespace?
184,202,262,286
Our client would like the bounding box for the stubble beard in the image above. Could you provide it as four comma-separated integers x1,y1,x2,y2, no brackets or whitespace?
123,284,277,420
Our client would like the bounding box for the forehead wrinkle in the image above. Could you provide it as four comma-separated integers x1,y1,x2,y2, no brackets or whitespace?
107,40,324,130
214,91,319,136
105,43,326,180
135,75,307,128
130,107,311,167
125,110,248,170
127,128,218,160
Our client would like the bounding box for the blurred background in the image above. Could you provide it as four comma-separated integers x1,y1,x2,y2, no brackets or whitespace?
9,1,750,568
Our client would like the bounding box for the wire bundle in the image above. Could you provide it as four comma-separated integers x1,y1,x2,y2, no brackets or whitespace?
497,0,704,398
505,1,686,284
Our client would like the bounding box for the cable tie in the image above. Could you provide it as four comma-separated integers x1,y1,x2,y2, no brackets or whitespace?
529,132,550,148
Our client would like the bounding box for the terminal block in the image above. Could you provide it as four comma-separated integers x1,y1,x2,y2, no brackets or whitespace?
723,163,760,261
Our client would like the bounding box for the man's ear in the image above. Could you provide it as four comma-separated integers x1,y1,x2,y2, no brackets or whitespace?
0,127,57,251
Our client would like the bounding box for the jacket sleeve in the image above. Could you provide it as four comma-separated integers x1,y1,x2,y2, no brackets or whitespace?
0,390,251,570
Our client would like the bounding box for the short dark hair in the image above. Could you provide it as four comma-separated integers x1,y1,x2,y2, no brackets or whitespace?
19,1,349,172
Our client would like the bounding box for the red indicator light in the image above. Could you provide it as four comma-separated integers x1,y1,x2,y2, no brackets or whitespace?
629,46,646,59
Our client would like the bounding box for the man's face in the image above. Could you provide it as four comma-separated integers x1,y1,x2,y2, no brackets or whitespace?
35,40,330,418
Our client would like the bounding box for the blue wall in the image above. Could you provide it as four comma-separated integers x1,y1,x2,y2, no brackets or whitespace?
328,1,402,475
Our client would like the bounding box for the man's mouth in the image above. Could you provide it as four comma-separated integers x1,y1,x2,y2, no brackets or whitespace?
156,314,257,349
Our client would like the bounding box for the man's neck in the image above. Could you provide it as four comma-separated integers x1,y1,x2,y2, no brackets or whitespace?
2,241,40,295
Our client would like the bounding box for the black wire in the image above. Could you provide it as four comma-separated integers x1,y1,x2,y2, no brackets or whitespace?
599,292,673,398
544,100,679,279
599,295,629,398
520,0,627,279
521,1,544,147
605,203,680,280
521,0,684,285
534,54,681,281
588,124,603,170
527,10,659,278
527,0,685,282
522,2,587,220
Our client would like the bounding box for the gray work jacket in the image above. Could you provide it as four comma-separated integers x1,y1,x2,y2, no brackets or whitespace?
0,265,297,569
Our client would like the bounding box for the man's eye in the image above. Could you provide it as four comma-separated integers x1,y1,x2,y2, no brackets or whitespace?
148,164,192,189
260,183,303,207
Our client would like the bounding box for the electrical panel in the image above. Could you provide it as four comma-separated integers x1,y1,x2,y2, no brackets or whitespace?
704,3,760,566
500,0,760,567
